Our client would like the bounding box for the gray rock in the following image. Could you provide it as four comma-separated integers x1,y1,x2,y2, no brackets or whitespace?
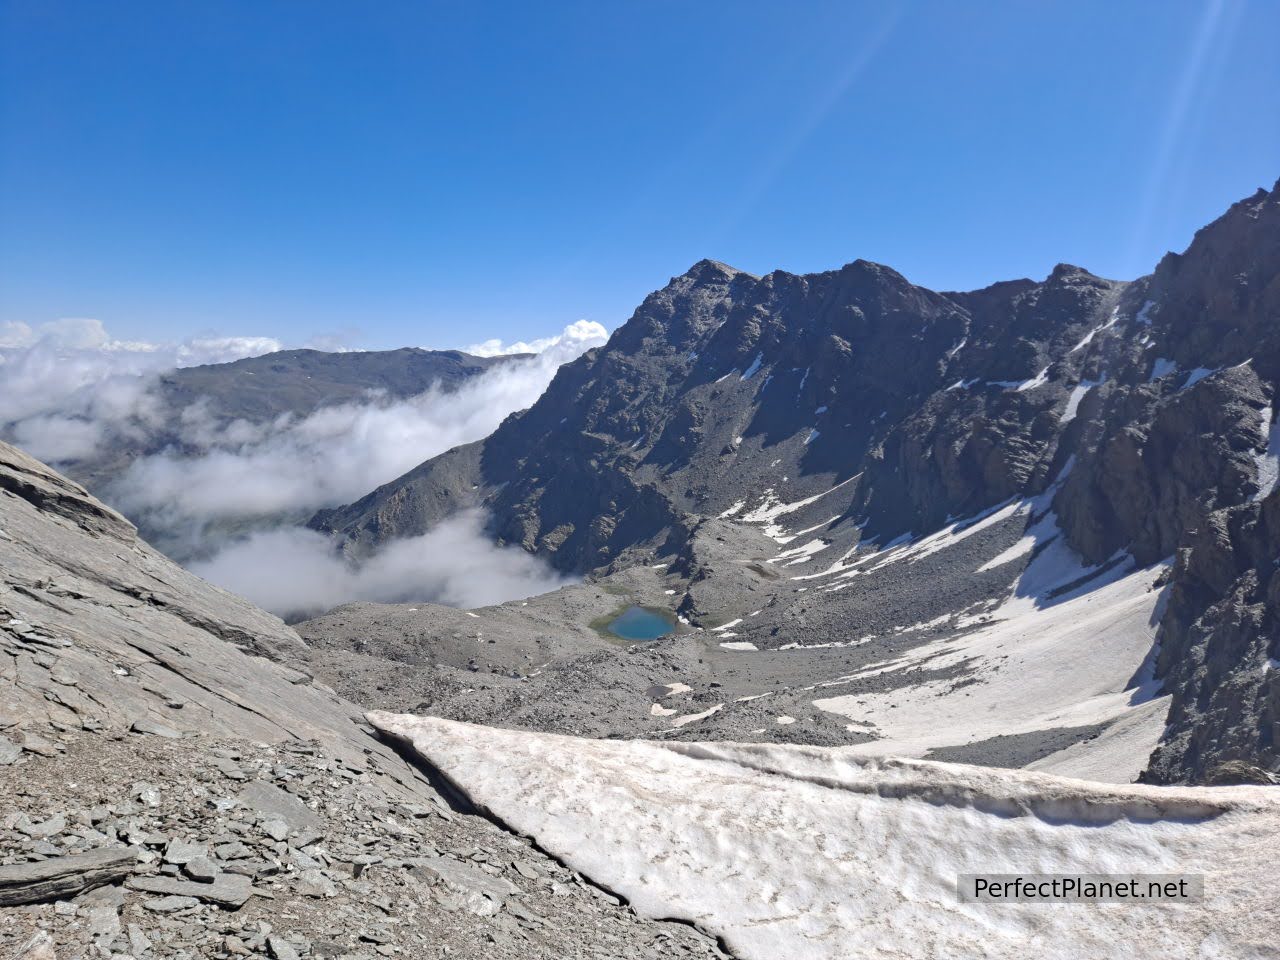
294,868,337,898
260,818,290,842
214,841,253,861
410,853,519,909
239,780,320,833
267,935,303,960
0,847,135,906
16,813,65,838
164,838,207,864
512,860,542,880
7,931,56,960
0,736,21,765
184,856,220,882
20,732,60,757
131,718,182,739
85,904,122,938
143,894,199,912
74,882,126,909
214,756,248,781
127,871,254,908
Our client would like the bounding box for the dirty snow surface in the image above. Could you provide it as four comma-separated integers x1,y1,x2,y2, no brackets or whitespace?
812,550,1171,783
370,714,1280,960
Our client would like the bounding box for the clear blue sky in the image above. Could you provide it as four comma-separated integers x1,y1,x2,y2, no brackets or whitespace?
2,0,1278,349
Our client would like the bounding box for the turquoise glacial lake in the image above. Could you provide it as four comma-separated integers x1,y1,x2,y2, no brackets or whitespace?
607,606,676,642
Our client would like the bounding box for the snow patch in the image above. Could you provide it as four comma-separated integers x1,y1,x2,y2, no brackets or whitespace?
733,475,860,544
1059,377,1104,425
1253,405,1279,501
770,538,830,565
796,498,1026,584
1068,308,1120,354
670,703,724,728
740,353,764,380
1015,365,1051,391
1149,357,1177,382
815,537,1166,782
372,713,1280,960
1181,367,1217,390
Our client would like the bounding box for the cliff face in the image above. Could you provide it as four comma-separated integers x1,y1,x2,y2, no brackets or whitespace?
1144,489,1280,783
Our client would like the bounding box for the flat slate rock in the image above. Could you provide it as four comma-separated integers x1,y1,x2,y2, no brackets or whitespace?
411,854,519,901
238,780,321,833
0,847,135,906
126,872,254,908
0,736,22,765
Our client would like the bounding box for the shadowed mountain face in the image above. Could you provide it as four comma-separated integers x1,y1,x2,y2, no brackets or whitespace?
311,179,1280,784
311,260,1118,564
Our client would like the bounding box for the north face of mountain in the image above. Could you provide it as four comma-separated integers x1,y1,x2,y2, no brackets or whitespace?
312,179,1280,785
317,184,1280,583
1145,486,1280,784
314,259,1123,566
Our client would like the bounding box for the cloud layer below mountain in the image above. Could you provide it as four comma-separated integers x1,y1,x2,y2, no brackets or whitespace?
0,317,607,616
190,512,574,621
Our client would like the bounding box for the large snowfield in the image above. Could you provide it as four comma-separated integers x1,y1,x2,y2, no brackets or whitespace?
371,713,1280,960
811,544,1170,783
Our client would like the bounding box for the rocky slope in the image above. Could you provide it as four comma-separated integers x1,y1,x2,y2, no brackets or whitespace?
0,440,730,959
309,179,1280,784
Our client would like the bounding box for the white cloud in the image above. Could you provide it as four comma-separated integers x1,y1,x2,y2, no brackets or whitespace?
1,316,603,613
190,510,573,620
466,318,608,359
104,321,606,543
0,319,281,460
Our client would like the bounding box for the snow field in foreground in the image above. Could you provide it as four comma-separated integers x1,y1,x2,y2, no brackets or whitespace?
370,714,1280,960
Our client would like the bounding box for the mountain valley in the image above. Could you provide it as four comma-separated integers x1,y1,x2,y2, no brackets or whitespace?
3,180,1280,959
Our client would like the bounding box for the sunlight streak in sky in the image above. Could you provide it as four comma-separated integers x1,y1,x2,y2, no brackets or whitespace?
1126,0,1241,273
711,4,905,245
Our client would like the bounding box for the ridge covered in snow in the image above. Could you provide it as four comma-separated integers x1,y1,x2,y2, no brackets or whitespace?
370,714,1280,960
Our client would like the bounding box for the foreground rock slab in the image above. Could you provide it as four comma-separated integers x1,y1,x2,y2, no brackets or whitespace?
0,849,134,907
125,873,254,909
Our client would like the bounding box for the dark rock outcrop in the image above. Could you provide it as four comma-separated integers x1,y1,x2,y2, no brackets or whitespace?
1142,489,1280,783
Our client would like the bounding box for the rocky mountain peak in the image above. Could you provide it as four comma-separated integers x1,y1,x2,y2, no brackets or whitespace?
1045,262,1103,284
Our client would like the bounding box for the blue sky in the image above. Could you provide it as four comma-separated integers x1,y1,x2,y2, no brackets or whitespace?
2,0,1278,350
